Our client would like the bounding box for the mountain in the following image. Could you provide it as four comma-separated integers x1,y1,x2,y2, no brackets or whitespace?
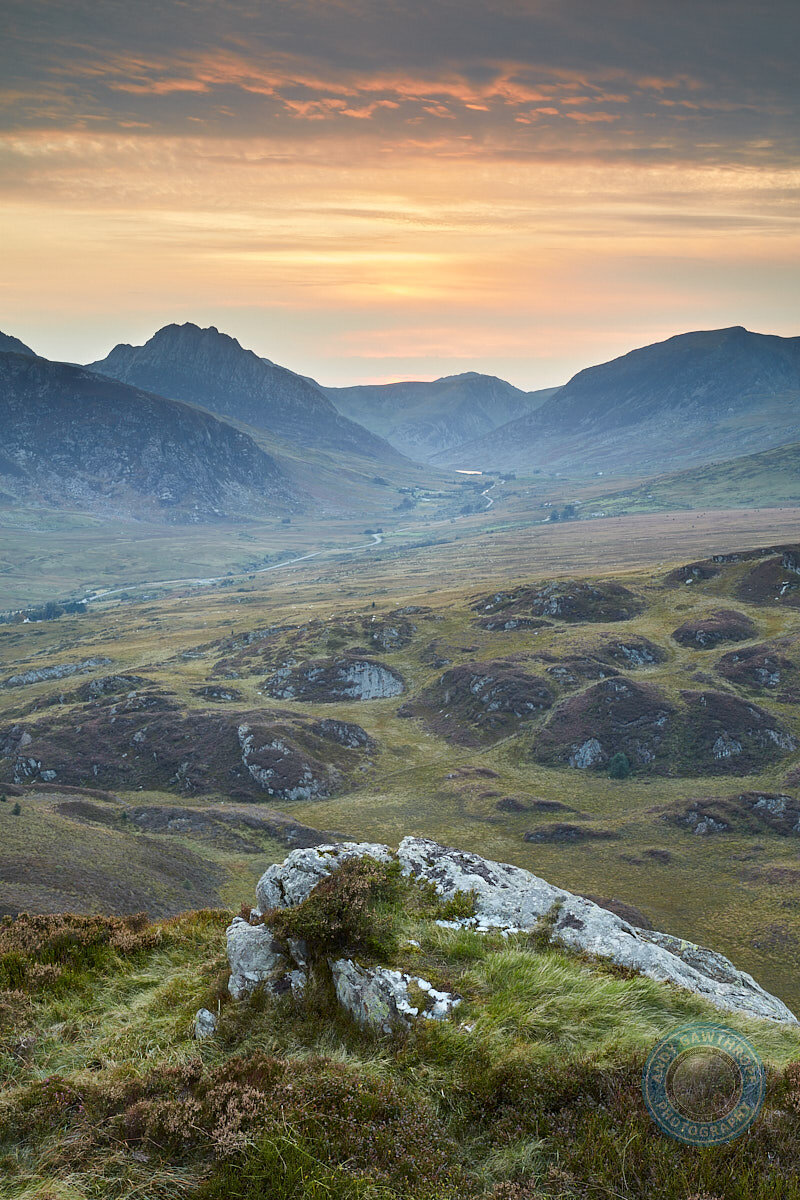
437,326,800,477
0,350,300,522
88,323,402,462
323,371,557,461
0,331,35,356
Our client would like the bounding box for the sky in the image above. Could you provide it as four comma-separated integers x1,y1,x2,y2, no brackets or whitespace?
2,0,799,388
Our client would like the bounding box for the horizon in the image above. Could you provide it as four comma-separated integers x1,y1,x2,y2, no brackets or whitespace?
3,0,799,388
6,317,799,395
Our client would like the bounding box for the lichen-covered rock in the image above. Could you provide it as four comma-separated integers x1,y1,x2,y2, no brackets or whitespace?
226,917,288,999
330,958,461,1032
255,842,393,912
672,609,756,649
395,836,797,1025
263,657,405,702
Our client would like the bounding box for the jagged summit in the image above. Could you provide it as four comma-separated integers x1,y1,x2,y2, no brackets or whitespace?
88,323,404,461
0,349,300,522
0,330,36,356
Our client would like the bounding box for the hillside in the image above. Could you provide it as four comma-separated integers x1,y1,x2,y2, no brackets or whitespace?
0,350,301,523
2,840,800,1199
439,326,800,477
594,440,800,515
89,324,404,463
324,372,558,461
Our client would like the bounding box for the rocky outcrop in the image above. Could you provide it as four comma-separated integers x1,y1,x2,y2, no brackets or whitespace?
672,609,756,649
716,639,800,698
230,837,797,1026
660,791,800,838
0,704,373,800
2,658,112,689
736,553,800,608
263,657,405,702
399,661,553,746
531,677,796,775
474,580,644,624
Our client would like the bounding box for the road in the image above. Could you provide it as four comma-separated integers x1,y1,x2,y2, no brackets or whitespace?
83,483,497,604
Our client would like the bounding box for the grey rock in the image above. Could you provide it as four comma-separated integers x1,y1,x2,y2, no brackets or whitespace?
194,1007,218,1039
255,842,393,912
226,917,287,999
3,657,112,688
330,958,461,1032
396,836,798,1026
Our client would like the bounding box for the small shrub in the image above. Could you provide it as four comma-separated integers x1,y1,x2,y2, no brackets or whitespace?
11,802,21,816
608,752,631,779
268,858,405,961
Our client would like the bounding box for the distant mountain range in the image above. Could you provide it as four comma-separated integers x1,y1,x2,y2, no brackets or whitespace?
0,350,299,523
438,327,800,477
89,323,400,463
323,373,557,461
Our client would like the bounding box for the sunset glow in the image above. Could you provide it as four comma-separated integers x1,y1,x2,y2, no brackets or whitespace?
3,1,799,385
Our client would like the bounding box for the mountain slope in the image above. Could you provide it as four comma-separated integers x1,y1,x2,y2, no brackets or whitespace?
0,330,35,356
324,371,557,461
0,350,300,522
438,326,800,476
595,439,800,515
88,323,403,462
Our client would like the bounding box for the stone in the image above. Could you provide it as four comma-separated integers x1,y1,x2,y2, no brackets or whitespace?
194,1007,218,1039
255,841,393,911
330,958,461,1033
226,917,287,999
396,836,798,1025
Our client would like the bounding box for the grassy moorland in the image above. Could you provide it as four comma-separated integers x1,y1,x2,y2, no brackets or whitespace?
2,870,800,1199
4,504,800,1196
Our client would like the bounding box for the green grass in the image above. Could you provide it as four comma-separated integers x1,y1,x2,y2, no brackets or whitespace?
2,882,800,1200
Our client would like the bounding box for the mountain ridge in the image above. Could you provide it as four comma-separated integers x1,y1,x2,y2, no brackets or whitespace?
434,325,800,476
0,350,301,523
88,323,405,464
324,371,558,461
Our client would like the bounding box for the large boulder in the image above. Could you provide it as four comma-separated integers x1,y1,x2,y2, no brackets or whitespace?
232,837,798,1026
256,842,394,911
395,837,797,1026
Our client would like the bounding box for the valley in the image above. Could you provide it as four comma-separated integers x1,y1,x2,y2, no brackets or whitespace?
5,505,800,1018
